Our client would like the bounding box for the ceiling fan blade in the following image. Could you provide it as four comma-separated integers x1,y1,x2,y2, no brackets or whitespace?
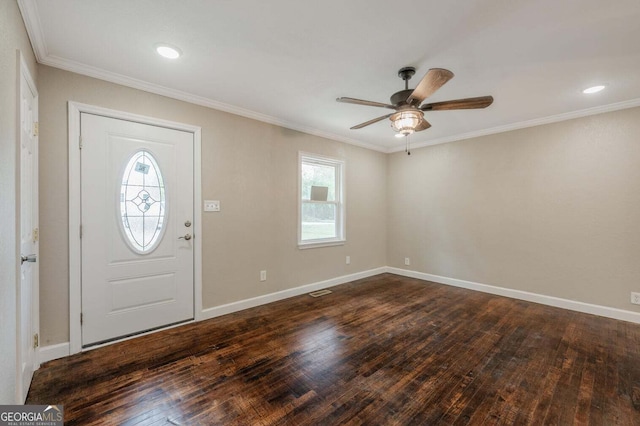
421,96,494,111
406,68,454,104
415,118,431,132
350,113,394,129
337,97,396,109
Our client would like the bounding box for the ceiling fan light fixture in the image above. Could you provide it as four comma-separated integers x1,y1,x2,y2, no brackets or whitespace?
391,111,422,135
337,66,493,139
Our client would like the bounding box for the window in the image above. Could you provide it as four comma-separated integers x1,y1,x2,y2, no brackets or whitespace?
299,153,345,248
119,150,167,253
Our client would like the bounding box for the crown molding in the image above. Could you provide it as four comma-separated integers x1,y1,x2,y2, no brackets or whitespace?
388,98,640,153
17,0,48,62
38,50,640,156
40,55,387,152
18,2,384,153
17,0,640,156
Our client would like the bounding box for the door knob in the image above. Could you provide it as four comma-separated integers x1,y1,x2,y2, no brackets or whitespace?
21,254,37,264
178,233,192,241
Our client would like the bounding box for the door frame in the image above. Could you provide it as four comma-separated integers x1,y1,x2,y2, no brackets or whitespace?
68,102,203,354
16,51,39,403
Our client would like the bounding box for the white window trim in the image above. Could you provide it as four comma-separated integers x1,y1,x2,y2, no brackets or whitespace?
298,152,346,249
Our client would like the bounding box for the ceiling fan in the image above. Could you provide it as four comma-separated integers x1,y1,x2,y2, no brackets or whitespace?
337,67,493,137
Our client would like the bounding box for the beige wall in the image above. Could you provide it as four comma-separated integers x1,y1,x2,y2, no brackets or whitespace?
38,65,388,345
387,107,640,312
0,0,38,404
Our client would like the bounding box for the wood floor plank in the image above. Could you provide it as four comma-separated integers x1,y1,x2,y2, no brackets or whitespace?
27,273,640,425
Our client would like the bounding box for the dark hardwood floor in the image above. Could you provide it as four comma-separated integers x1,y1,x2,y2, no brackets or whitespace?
28,274,640,425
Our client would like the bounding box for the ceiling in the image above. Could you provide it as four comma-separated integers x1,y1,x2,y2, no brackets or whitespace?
19,0,640,152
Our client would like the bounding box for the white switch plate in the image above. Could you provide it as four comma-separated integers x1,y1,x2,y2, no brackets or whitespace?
204,200,220,212
260,270,267,282
346,256,351,265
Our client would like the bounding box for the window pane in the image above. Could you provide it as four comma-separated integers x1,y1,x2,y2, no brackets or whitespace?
120,150,166,253
301,162,336,201
301,202,336,241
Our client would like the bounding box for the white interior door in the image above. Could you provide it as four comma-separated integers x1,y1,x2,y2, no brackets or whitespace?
81,113,194,346
18,59,39,403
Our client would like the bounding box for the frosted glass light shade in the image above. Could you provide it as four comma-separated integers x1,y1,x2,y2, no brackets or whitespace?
391,111,422,135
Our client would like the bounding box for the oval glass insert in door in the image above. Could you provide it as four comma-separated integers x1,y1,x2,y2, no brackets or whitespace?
119,150,167,253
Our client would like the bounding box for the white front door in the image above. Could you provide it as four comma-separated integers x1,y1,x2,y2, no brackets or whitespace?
80,113,194,346
18,58,39,403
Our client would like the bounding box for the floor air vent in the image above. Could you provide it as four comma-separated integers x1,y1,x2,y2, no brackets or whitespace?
309,289,332,298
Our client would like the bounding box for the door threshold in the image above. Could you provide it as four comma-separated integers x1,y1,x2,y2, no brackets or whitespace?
81,318,194,351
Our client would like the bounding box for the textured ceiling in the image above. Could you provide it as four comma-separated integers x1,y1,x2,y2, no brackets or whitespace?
19,0,640,152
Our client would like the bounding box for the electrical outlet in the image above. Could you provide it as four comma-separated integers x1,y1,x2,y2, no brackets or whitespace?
404,257,410,266
260,270,267,282
346,256,351,265
631,292,640,305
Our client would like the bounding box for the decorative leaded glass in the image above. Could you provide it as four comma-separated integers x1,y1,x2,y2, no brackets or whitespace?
120,151,166,253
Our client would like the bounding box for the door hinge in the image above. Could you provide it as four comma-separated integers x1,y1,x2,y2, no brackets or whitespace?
32,227,39,242
33,121,39,137
80,224,83,239
80,313,83,325
79,135,83,149
33,333,39,349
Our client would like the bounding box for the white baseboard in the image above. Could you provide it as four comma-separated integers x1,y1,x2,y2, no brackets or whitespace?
386,267,640,324
38,342,70,364
39,265,640,363
201,267,387,321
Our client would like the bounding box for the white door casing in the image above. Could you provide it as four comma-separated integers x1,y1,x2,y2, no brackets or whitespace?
17,53,39,403
81,113,194,346
68,102,202,354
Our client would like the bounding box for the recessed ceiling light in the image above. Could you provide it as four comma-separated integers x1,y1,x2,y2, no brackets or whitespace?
156,44,181,59
394,133,406,138
582,85,605,94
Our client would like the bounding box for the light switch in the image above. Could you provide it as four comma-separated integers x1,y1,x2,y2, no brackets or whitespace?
204,200,220,212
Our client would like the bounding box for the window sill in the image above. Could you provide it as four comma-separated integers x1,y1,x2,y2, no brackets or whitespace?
298,239,346,250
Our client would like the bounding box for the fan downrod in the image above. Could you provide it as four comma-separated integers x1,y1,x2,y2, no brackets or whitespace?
391,67,418,104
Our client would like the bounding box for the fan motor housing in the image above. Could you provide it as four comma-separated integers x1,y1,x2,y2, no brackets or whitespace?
391,89,416,106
